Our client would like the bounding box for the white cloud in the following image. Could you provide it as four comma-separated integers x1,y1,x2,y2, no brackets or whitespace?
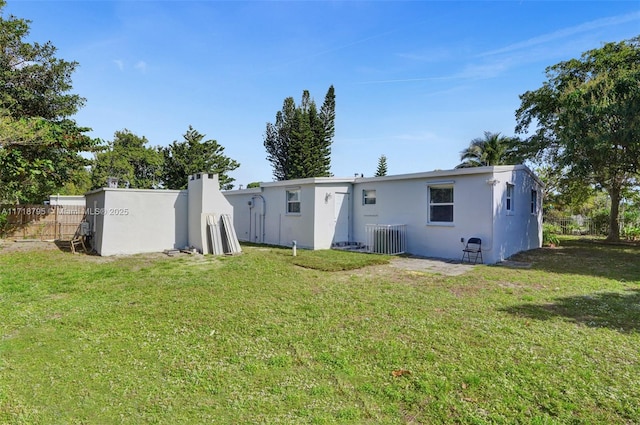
134,61,148,73
478,11,640,58
113,59,124,71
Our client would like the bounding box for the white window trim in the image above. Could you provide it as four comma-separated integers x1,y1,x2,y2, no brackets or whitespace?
286,188,301,215
363,189,376,205
506,183,515,215
530,189,538,215
427,184,454,225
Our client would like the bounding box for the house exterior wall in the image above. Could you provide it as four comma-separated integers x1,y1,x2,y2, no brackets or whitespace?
224,179,354,250
84,190,106,254
85,188,188,256
351,166,541,263
223,166,542,263
491,167,543,262
352,171,494,261
225,183,317,249
224,188,263,244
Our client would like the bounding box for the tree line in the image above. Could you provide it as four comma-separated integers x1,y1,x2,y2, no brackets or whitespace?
0,2,239,202
454,36,640,241
0,0,638,241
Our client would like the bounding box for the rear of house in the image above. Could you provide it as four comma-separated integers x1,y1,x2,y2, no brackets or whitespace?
225,178,353,250
224,165,542,264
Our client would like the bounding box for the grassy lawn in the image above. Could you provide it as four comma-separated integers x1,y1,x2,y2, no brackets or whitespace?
1,239,639,424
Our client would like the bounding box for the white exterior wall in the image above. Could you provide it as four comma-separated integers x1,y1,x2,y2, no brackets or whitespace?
84,190,106,254
223,185,316,248
224,188,264,244
352,171,494,261
245,183,319,249
490,167,543,262
351,166,542,263
187,173,234,253
223,179,354,250
85,188,188,256
223,166,542,263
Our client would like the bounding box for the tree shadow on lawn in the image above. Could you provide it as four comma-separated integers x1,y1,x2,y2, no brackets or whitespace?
508,238,640,282
501,289,640,333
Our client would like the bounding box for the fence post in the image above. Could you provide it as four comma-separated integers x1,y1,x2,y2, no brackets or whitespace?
54,205,59,240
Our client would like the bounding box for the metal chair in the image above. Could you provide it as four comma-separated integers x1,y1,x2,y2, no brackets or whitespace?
461,237,483,264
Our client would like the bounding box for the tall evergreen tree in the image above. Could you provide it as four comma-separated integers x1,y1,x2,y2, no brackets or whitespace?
264,86,335,180
161,126,239,190
375,155,388,177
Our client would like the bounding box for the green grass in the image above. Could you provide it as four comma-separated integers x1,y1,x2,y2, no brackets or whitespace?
1,239,639,424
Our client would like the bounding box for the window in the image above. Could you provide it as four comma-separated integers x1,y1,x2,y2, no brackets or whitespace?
530,189,537,214
363,189,376,205
429,186,454,223
286,189,301,214
506,183,514,213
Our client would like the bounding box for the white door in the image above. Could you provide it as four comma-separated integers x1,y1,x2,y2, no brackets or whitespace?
333,192,350,243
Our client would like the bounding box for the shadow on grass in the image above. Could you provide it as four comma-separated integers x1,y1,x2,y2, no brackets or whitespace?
501,289,640,333
509,238,640,282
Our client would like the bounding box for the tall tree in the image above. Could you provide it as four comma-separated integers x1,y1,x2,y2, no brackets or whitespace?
456,131,518,168
161,125,239,190
375,154,388,177
0,1,99,202
515,37,640,241
91,130,163,189
264,86,335,180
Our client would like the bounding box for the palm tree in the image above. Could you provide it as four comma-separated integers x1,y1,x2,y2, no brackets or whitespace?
456,131,518,168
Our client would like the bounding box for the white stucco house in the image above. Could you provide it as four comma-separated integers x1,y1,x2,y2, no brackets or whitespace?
85,173,234,256
223,165,543,264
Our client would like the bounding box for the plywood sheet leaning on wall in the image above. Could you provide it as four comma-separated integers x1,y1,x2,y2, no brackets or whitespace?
221,214,242,255
206,214,224,255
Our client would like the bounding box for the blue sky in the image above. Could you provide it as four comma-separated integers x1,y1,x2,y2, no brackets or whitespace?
5,1,639,187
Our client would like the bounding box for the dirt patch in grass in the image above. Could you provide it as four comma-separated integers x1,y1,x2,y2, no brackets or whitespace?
0,239,59,253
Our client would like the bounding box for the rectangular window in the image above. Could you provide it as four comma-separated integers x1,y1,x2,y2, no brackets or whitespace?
530,189,537,214
506,183,514,213
363,189,376,205
286,189,301,214
429,186,454,223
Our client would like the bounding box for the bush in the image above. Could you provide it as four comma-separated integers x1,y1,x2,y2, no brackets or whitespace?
542,223,561,246
622,226,640,241
590,210,610,236
0,211,8,237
